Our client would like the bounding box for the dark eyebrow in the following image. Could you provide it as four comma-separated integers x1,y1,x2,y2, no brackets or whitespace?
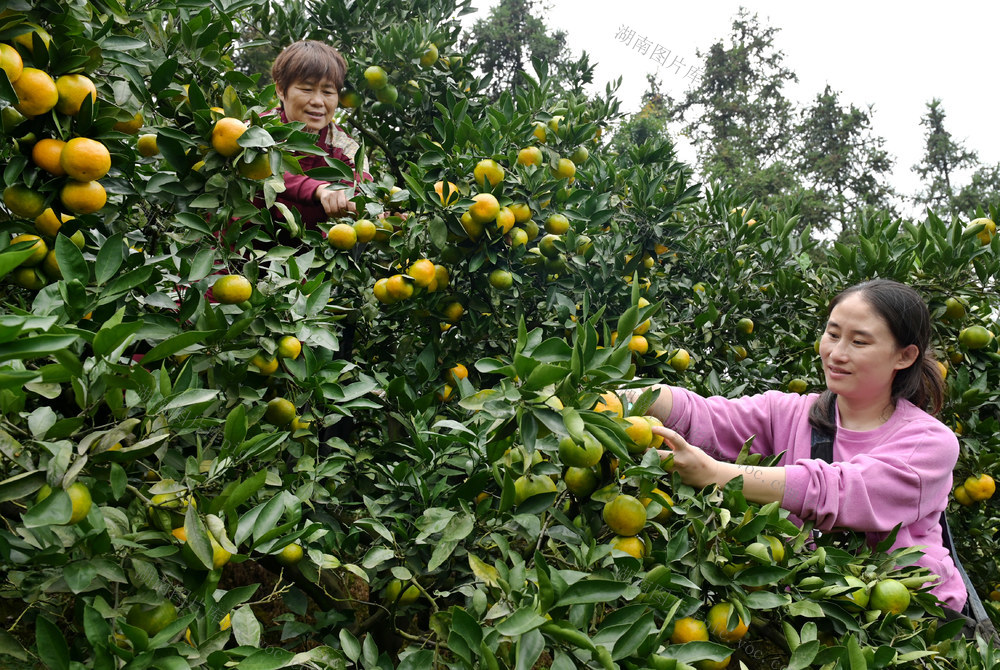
826,319,874,338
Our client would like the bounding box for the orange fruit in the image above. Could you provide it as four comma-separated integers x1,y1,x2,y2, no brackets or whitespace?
211,117,246,157
570,146,589,164
364,65,388,90
12,24,51,53
512,474,557,505
669,349,691,372
736,317,754,335
964,474,996,501
868,579,911,615
436,384,453,402
442,301,464,323
609,535,646,559
113,110,144,134
603,495,647,536
12,67,58,116
953,485,973,506
473,158,505,188
41,249,60,278
460,210,484,240
433,180,458,205
628,335,649,355
959,325,992,350
385,274,413,301
563,467,599,497
624,416,653,454
407,259,436,287
277,335,301,360
545,213,570,234
384,579,420,606
433,264,449,290
447,363,469,385
67,482,92,524
420,43,439,67
495,206,515,234
60,180,107,214
517,146,543,167
31,137,67,175
55,74,97,115
509,202,531,223
137,133,159,157
640,488,673,522
532,122,547,143
277,543,304,566
60,137,112,181
706,603,748,643
670,617,709,644
212,274,252,304
944,297,967,321
250,353,278,374
35,208,74,237
265,398,296,426
353,219,377,243
237,153,272,180
787,378,808,394
11,267,46,289
558,433,604,468
488,268,513,290
469,193,501,224
126,601,177,637
0,43,23,83
551,157,576,181
593,391,624,418
10,234,48,267
967,217,996,246
4,185,46,219
327,222,357,250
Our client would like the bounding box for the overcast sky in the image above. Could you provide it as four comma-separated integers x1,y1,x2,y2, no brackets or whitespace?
465,1,999,213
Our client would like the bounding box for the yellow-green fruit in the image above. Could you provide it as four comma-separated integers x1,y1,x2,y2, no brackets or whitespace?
126,601,178,637
959,325,992,350
488,268,513,290
277,335,302,360
513,474,557,505
67,482,92,524
277,543,304,566
385,579,420,606
563,467,599,497
364,66,388,90
419,43,439,67
265,398,296,426
603,495,647,536
558,433,604,468
624,416,653,454
868,579,911,615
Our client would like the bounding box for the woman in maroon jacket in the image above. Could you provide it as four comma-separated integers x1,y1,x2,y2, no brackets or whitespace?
269,40,371,226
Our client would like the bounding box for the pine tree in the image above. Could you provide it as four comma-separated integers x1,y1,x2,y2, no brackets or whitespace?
912,98,978,214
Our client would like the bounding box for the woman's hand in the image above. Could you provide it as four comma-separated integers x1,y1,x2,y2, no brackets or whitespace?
652,426,723,488
315,184,356,217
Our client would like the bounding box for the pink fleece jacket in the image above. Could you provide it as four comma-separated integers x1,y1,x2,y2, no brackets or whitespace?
666,387,965,610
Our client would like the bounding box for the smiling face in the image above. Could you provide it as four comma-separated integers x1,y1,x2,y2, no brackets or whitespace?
277,78,339,132
819,292,919,407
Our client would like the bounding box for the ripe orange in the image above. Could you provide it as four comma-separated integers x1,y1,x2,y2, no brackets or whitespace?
137,133,159,157
706,603,748,643
373,277,392,304
447,363,468,386
433,264,450,290
35,208,74,237
495,206,515,234
624,416,653,453
55,74,97,115
628,335,649,355
508,202,531,223
339,89,362,108
211,274,252,304
237,153,272,180
558,433,604,468
473,158,505,188
250,353,279,374
31,137,67,175
964,474,995,501
967,217,996,245
113,110,144,134
4,185,46,219
277,335,302,360
60,180,107,214
670,617,709,644
353,219,377,243
385,274,414,301
327,223,358,250
593,391,624,418
12,23,51,53
603,495,647,536
609,535,646,559
433,180,458,205
509,228,528,247
868,579,911,615
517,146,543,167
442,301,464,323
60,137,112,181
10,234,48,267
551,157,576,181
563,466,599,497
0,43,23,83
545,213,570,234
211,117,246,157
407,259,436,287
513,474,557,505
646,416,664,448
532,122,547,143
640,488,673,522
41,249,60,278
468,193,500,224
265,398,296,426
12,67,58,116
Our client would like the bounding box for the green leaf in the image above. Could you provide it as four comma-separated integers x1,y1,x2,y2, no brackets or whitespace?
35,616,69,670
556,580,626,606
64,561,98,593
496,607,547,636
54,234,88,284
93,321,142,358
515,628,544,670
110,462,126,500
140,331,212,365
94,233,125,285
224,404,248,449
562,407,585,442
221,470,268,514
235,648,294,669
469,555,501,588
189,248,217,282
184,505,214,570
22,488,72,527
0,247,37,279
0,470,45,503
786,640,821,670
0,334,79,364
397,650,434,670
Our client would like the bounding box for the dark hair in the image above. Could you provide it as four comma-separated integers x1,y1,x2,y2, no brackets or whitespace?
271,40,348,94
808,279,945,436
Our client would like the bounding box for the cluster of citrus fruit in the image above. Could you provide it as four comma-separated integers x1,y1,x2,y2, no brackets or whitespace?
249,335,302,375
326,218,389,251
207,115,273,180
953,473,996,506
373,257,449,305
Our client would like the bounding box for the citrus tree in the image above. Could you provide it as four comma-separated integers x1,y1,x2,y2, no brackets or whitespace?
1,1,998,669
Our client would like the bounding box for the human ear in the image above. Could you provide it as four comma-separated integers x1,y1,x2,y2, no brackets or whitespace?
894,344,919,370
275,85,286,106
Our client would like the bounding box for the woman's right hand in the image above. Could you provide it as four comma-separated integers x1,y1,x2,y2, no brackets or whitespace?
315,184,356,217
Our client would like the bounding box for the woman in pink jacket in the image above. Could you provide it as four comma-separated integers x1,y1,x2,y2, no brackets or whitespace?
639,279,965,610
269,40,371,226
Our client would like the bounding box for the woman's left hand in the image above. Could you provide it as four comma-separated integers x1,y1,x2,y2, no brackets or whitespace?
652,426,723,489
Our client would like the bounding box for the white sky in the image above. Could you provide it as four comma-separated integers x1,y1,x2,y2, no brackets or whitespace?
464,1,1000,212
